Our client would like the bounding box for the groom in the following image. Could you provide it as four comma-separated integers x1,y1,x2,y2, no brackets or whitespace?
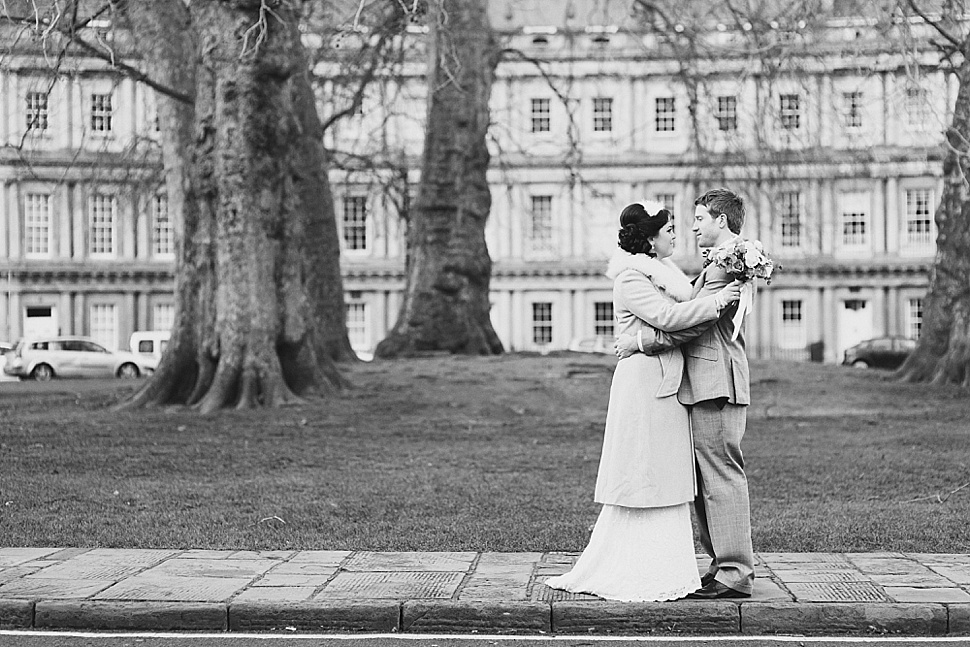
614,188,755,600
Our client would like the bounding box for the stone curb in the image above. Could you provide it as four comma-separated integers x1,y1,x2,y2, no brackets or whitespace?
34,601,227,631
949,604,970,634
552,600,740,635
402,600,550,633
740,602,948,635
228,601,399,633
0,599,33,628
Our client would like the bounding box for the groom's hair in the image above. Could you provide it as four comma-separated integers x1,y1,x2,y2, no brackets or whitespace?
695,188,745,234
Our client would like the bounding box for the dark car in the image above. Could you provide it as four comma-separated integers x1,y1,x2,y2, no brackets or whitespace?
842,337,917,369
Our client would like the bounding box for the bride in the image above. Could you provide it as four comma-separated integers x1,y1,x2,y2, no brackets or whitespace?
545,201,740,601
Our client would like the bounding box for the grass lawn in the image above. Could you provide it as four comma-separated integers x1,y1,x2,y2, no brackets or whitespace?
0,354,967,553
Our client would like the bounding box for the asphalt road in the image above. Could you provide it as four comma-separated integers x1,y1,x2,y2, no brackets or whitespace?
2,633,968,647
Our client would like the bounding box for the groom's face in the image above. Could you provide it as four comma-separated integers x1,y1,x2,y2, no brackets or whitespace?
692,205,724,249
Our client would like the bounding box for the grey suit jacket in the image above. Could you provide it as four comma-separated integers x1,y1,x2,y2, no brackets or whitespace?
677,241,751,406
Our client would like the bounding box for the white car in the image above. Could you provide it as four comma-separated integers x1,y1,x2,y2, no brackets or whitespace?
3,336,158,381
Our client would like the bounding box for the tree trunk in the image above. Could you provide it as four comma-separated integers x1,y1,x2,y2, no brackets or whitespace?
897,62,970,387
122,0,350,413
375,0,503,358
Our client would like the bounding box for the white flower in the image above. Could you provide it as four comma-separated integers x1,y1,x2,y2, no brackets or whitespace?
638,199,667,216
744,247,762,268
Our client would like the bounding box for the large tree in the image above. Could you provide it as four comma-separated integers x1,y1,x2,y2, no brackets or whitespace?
375,0,503,357
3,0,357,411
895,0,970,386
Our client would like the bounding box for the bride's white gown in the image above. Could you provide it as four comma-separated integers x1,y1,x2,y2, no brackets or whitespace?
544,502,700,602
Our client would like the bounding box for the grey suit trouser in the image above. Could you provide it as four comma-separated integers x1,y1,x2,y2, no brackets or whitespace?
691,400,755,594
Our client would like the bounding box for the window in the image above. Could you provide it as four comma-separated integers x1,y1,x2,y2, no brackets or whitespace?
842,91,863,129
655,193,675,234
904,87,928,129
153,303,175,331
528,195,553,249
779,94,800,130
780,299,806,349
594,301,614,338
655,97,675,132
531,98,550,133
24,193,52,257
89,193,116,257
26,92,49,132
152,194,175,258
89,304,118,351
592,97,613,132
905,189,934,247
715,95,737,131
907,298,923,340
342,196,367,251
346,302,369,349
840,193,868,248
778,191,802,248
91,93,113,133
532,302,553,345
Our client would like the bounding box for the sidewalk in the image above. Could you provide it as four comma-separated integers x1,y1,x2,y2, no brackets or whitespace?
1,548,969,636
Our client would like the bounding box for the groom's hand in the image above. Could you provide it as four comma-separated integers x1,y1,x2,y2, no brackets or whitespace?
614,333,640,359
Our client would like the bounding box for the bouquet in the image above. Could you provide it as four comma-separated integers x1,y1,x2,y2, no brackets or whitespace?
708,239,778,340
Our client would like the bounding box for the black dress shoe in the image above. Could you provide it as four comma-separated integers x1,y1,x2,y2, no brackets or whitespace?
686,580,750,600
701,573,716,587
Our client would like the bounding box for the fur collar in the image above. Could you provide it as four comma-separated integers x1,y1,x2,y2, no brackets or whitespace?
605,250,694,302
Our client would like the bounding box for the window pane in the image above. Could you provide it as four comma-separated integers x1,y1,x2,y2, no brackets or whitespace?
532,302,553,345
531,98,550,133
655,97,675,132
780,94,800,130
594,301,614,338
89,194,115,256
152,194,175,257
89,304,118,350
592,97,613,132
24,193,52,256
779,191,802,248
91,93,113,132
342,196,367,251
905,189,933,247
716,95,737,131
26,92,49,131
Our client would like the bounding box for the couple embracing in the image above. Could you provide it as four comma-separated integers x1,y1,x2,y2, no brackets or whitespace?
546,188,755,602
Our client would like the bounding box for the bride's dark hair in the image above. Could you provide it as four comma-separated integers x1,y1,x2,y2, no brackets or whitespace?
618,203,670,256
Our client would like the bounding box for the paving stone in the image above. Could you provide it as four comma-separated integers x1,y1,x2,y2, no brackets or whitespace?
228,551,295,561
229,600,399,633
287,551,352,567
34,600,227,631
0,578,112,599
552,600,739,634
38,548,91,562
233,587,316,603
0,599,33,628
768,569,871,583
252,573,335,588
0,565,43,585
459,572,532,601
787,581,891,602
949,604,970,634
141,558,275,579
403,600,550,633
179,550,232,560
27,550,174,581
758,553,851,564
341,552,475,572
741,602,947,635
540,552,580,565
94,574,250,602
926,564,970,585
847,555,925,573
316,571,463,599
0,548,59,568
883,587,970,603
911,554,970,565
476,553,542,570
531,582,598,602
868,573,956,587
750,577,791,601
269,563,340,577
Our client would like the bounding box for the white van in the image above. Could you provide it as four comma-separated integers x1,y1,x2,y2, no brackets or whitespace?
129,330,171,363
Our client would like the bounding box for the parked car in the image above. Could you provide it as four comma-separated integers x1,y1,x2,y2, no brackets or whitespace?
129,330,171,363
842,337,916,369
3,336,158,381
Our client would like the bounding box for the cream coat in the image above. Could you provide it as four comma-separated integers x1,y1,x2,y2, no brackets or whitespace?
593,252,724,508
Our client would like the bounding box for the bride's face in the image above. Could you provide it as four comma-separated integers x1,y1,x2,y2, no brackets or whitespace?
649,221,676,259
